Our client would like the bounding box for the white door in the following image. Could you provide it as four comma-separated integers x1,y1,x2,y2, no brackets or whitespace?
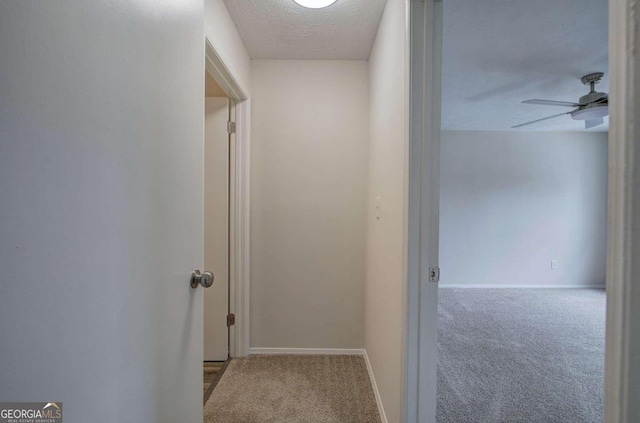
204,98,230,361
0,2,204,422
407,1,442,422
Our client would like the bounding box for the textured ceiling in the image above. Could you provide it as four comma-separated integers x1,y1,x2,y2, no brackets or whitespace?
442,0,609,132
223,0,387,60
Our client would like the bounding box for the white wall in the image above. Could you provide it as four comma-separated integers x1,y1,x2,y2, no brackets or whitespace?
365,0,408,421
440,131,608,287
204,0,251,94
250,60,369,349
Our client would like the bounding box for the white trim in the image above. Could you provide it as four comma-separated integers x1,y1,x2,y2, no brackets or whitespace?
440,284,606,289
401,3,412,423
364,350,389,423
605,0,640,422
249,348,365,356
406,1,442,423
205,36,248,101
228,100,237,358
204,35,251,358
233,97,251,357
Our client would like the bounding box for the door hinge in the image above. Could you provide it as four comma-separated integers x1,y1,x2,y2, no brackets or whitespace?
227,121,236,134
227,313,235,327
429,267,440,282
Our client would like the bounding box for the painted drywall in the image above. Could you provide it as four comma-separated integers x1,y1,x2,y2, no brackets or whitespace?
0,1,204,422
205,0,251,94
440,131,608,287
364,0,408,421
250,60,369,349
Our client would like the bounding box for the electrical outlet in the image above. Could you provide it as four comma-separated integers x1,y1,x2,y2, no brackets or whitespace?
551,260,558,270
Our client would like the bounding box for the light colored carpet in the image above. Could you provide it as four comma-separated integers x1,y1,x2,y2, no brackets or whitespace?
204,354,381,423
437,288,605,423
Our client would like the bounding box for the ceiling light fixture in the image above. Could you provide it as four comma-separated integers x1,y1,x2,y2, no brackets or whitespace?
293,0,338,9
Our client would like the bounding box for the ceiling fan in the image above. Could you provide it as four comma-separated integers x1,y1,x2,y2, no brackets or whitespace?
512,72,609,129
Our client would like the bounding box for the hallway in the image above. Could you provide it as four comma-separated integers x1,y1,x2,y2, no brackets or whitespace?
204,355,380,423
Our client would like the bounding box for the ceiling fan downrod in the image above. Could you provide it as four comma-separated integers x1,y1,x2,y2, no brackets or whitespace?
581,72,604,94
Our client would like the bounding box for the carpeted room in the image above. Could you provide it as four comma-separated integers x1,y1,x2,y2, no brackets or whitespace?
436,137,608,423
437,1,609,421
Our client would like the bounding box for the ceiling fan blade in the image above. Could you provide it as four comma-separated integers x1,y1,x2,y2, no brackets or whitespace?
585,117,604,129
511,112,571,129
522,99,579,107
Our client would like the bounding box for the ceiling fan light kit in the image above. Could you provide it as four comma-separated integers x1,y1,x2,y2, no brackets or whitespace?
513,72,609,129
571,104,608,121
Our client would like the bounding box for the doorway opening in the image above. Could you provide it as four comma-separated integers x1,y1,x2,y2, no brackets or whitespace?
203,71,231,402
201,36,251,404
436,1,608,422
407,2,630,422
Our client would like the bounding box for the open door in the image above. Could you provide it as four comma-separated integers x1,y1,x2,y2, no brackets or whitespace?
0,1,205,421
204,98,231,361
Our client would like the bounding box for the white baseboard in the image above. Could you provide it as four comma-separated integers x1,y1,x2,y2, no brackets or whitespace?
363,350,388,423
440,284,606,289
248,347,365,355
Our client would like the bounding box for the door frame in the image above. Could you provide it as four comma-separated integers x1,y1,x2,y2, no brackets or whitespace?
205,36,251,357
407,0,640,422
604,0,640,421
405,1,442,423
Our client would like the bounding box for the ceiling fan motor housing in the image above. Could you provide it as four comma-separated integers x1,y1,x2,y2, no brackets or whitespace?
573,74,608,120
579,91,607,105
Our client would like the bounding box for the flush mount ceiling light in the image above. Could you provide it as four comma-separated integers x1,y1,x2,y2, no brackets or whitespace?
293,0,338,9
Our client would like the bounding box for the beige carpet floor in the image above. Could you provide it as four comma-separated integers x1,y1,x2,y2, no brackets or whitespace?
204,355,381,423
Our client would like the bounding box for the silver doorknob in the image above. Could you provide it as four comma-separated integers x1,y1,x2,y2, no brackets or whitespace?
191,270,214,288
